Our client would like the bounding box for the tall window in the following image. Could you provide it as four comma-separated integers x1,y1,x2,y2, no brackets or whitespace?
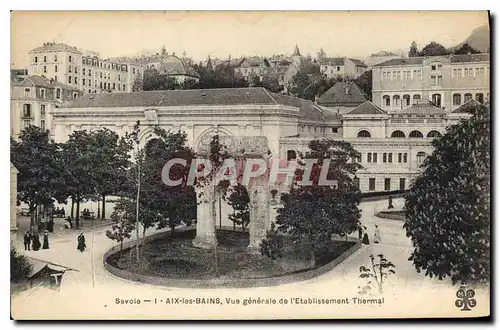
393,95,400,107
403,153,408,163
475,93,484,104
432,93,441,107
43,56,47,62
453,93,461,105
464,93,473,102
83,78,86,86
40,120,46,130
367,153,372,163
417,152,426,165
457,68,462,77
388,153,393,163
398,153,402,163
56,88,61,99
75,67,78,74
403,94,411,106
383,153,387,163
383,95,390,106
23,119,31,129
40,89,46,99
83,68,86,75
399,178,406,191
354,177,360,189
69,55,72,62
373,153,378,163
69,65,72,73
23,104,32,117
369,178,376,191
55,65,58,73
68,76,72,84
54,55,58,61
43,66,47,73
40,104,46,115
24,88,30,97
384,178,391,191
34,56,38,63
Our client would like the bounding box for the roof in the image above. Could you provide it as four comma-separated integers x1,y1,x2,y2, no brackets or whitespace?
400,100,445,115
316,81,367,107
158,55,200,78
375,53,490,67
11,75,80,91
29,42,82,55
239,57,270,67
319,57,345,66
345,101,387,115
370,51,398,57
452,99,482,114
450,53,490,63
374,57,424,67
61,87,325,120
349,58,368,67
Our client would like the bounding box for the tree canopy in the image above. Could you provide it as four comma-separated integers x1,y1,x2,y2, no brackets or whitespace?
355,70,372,101
404,105,490,285
454,42,481,55
262,138,362,265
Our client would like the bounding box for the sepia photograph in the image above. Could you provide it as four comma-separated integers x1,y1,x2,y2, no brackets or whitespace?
8,10,491,320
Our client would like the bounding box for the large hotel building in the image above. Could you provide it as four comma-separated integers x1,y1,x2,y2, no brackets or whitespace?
27,43,144,94
371,53,490,112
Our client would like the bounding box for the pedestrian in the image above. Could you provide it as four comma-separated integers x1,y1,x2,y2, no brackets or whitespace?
362,232,370,245
374,224,381,244
77,232,86,252
388,196,394,209
32,233,41,251
358,225,363,240
42,230,50,249
23,231,31,251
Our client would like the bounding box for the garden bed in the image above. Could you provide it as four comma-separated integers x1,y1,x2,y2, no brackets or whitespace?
106,229,356,281
375,210,406,221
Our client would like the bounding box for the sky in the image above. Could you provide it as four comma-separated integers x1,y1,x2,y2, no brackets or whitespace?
11,11,489,67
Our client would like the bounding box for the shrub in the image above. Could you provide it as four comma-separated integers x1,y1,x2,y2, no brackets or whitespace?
11,246,33,282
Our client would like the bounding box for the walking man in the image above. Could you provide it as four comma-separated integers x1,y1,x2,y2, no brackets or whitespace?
42,230,50,249
23,231,31,250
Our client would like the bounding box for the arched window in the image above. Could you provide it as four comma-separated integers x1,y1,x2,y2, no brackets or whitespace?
403,94,411,106
409,130,424,138
427,130,441,138
286,150,297,161
475,93,484,104
391,130,406,138
416,152,426,165
357,130,371,138
453,93,461,105
393,95,400,107
383,95,390,107
464,93,473,102
413,94,421,100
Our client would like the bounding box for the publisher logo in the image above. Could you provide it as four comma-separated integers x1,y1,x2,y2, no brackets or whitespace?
455,287,477,311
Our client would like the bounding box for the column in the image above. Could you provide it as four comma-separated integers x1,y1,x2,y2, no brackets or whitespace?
247,178,271,253
192,185,217,249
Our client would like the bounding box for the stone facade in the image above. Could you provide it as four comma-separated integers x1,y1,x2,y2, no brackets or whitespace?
372,54,490,113
27,43,144,94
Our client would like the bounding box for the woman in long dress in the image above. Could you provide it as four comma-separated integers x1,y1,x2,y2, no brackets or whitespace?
42,230,50,249
77,233,86,252
374,224,381,244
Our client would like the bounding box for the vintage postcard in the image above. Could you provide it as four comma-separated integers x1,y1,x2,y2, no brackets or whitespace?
9,11,490,320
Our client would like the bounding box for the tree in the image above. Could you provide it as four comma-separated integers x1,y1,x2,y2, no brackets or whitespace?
11,246,33,282
419,41,450,56
107,198,136,254
142,68,181,91
409,41,419,57
454,42,481,55
404,105,490,285
11,126,60,231
58,130,98,228
260,74,283,93
316,48,326,60
355,70,372,101
88,129,132,220
265,139,363,267
226,184,250,231
132,75,143,92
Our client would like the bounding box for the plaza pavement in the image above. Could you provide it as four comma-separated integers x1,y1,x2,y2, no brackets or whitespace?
11,198,490,319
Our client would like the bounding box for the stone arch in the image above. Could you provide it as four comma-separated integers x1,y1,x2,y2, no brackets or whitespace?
427,130,441,138
391,130,406,138
194,126,234,153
